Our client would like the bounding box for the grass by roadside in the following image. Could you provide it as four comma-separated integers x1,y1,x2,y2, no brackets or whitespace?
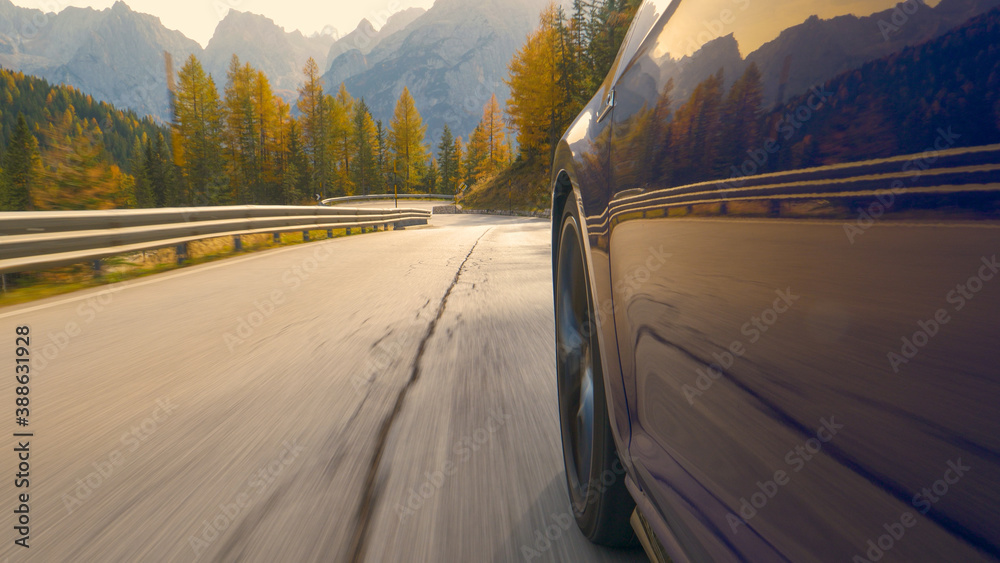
457,159,551,214
0,228,374,308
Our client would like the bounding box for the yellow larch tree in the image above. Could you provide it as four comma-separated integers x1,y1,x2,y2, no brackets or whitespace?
388,87,428,193
504,3,563,161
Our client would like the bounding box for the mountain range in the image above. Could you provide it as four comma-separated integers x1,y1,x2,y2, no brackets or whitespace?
3,0,1000,151
0,0,554,144
325,0,552,143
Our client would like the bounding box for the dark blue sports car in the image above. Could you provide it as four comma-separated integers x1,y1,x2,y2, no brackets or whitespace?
551,0,1000,560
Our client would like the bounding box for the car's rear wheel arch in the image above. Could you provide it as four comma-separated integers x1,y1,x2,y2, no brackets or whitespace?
551,169,575,275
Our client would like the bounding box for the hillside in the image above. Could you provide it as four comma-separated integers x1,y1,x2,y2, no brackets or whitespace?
0,67,165,167
0,66,170,209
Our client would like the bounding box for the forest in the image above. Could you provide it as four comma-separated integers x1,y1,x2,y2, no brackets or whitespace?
0,53,523,210
0,68,165,210
0,0,645,211
463,0,643,209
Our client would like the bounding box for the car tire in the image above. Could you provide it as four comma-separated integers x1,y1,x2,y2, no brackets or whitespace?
555,191,636,547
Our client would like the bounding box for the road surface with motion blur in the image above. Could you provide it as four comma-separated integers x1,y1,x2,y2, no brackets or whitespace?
0,208,646,563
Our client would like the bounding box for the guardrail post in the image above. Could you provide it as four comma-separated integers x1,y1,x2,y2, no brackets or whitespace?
346,228,352,236
327,229,334,239
233,235,243,252
176,243,188,265
92,259,102,279
1,274,5,294
303,231,311,242
273,233,280,244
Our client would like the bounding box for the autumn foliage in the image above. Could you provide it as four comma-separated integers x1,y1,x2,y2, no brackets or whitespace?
0,1,646,211
463,0,641,210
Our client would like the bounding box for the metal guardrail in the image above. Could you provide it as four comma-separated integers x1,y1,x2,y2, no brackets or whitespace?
451,208,551,219
0,205,431,274
321,194,454,205
433,205,551,219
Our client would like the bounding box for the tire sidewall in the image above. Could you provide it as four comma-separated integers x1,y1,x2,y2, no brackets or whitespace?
555,192,633,544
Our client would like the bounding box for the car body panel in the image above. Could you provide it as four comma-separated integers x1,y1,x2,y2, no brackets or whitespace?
555,0,1000,559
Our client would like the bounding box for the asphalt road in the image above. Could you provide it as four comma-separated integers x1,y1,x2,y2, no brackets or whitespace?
0,213,645,563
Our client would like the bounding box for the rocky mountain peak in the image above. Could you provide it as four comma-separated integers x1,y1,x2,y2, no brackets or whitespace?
0,0,555,141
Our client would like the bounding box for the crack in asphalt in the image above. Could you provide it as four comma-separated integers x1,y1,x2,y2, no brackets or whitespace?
346,228,493,563
216,481,294,563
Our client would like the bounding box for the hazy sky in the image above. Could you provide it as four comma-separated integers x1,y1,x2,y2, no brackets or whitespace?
10,0,437,46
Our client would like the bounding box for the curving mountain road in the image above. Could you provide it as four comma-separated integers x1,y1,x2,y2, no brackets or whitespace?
0,213,645,563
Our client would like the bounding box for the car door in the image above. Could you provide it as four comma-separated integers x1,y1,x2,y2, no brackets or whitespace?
608,0,1000,560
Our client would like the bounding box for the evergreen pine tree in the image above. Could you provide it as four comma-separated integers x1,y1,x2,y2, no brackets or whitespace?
0,114,41,211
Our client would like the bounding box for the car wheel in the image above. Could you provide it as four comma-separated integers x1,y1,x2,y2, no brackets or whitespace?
555,192,636,547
